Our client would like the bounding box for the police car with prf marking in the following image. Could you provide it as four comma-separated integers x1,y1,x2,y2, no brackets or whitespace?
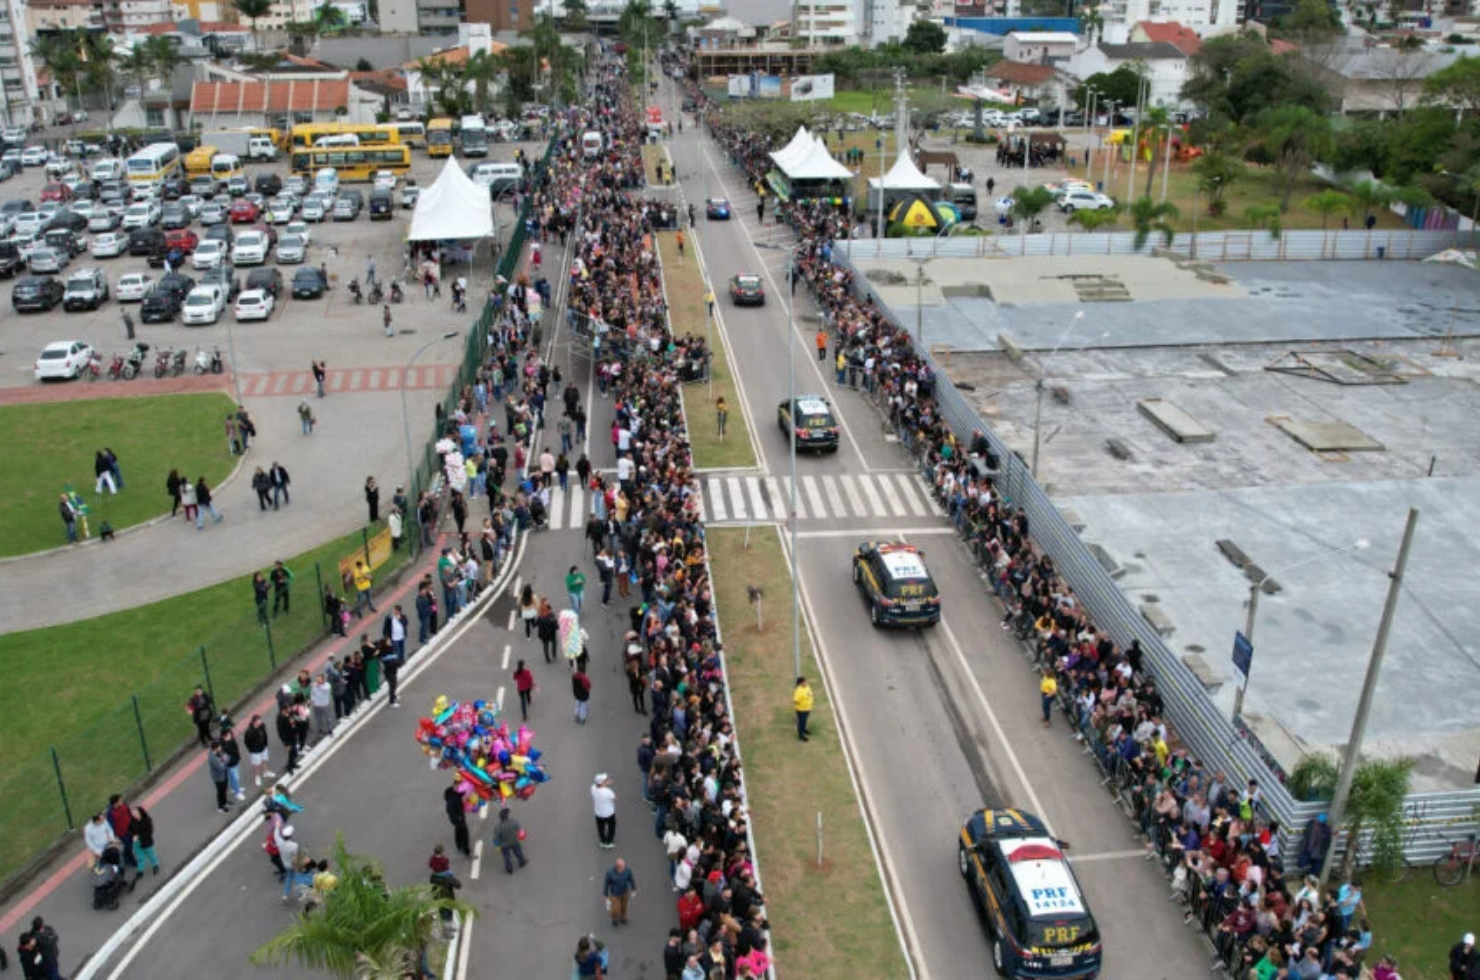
851,541,941,628
777,395,840,453
958,809,1103,979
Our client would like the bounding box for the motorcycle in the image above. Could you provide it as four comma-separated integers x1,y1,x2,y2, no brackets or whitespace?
389,280,403,304
154,346,172,378
368,281,384,305
84,349,104,381
347,278,363,305
106,351,125,380
195,346,225,375
121,342,149,380
171,348,187,377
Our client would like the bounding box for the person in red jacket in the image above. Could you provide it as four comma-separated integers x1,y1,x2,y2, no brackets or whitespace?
676,884,706,933
107,794,143,882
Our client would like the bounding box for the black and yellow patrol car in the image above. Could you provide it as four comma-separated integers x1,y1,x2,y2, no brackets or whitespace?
958,808,1103,979
851,541,941,628
777,395,840,453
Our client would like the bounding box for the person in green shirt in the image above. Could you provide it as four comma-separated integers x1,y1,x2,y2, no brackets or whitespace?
566,565,587,614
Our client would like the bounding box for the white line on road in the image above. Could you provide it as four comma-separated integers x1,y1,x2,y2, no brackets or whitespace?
501,644,511,670
821,475,847,518
839,474,867,518
745,476,768,521
496,685,505,713
471,840,485,879
726,476,748,521
706,477,728,521
801,475,827,518
550,487,566,530
895,473,927,517
1068,849,1147,864
507,608,516,632
858,473,886,516
453,914,475,980
796,527,958,539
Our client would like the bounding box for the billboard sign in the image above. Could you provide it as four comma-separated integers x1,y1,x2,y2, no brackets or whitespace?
790,73,836,101
756,74,782,99
727,75,748,97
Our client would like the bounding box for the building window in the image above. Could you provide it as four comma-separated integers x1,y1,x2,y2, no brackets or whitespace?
145,107,165,126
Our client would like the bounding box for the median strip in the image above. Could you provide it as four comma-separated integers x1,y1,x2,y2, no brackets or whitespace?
709,526,909,980
654,230,756,470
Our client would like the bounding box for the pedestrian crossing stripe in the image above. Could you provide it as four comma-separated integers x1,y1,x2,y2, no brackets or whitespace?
699,472,943,524
239,364,459,397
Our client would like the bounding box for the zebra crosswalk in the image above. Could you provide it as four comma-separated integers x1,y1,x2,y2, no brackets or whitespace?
697,471,944,525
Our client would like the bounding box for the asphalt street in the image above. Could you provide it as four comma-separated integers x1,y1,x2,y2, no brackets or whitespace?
658,80,1213,980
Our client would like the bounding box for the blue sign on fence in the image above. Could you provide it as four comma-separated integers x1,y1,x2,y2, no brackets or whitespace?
1232,631,1253,686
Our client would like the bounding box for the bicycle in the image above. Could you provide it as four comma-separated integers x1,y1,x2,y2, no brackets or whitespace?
1434,833,1479,886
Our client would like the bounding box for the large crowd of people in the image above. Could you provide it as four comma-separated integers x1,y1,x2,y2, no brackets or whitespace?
694,88,1405,980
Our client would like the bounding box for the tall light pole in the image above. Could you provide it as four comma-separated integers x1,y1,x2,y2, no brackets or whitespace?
1232,538,1371,723
1030,310,1083,479
758,240,802,677
400,330,460,542
1318,508,1420,891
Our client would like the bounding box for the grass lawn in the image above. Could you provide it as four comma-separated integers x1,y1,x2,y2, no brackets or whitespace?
656,230,756,470
824,87,942,117
0,522,407,885
0,392,238,558
709,527,909,980
1070,158,1410,233
1364,874,1480,979
642,142,671,187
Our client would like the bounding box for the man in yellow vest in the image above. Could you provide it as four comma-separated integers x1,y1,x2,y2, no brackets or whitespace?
793,676,814,741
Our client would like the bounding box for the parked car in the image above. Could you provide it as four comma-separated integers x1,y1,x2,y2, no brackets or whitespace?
140,273,194,321
245,266,283,297
161,202,191,230
34,339,95,380
200,263,241,302
267,197,296,224
275,234,306,264
231,230,269,266
178,194,204,218
27,247,69,274
127,227,165,257
400,184,420,209
192,239,227,270
331,191,362,221
62,267,109,310
291,266,328,298
121,200,162,229
199,202,227,226
45,209,87,233
12,275,65,311
234,287,275,321
300,196,327,222
226,175,250,197
90,232,127,258
164,228,200,255
254,172,283,196
40,182,73,203
0,240,22,278
116,271,153,301
20,146,48,166
1058,190,1116,213
180,283,226,325
88,209,122,232
228,199,260,223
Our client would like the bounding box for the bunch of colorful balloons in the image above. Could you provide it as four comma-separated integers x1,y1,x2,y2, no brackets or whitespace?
414,695,549,811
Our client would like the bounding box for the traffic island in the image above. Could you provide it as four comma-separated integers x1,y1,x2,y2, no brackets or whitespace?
642,142,671,187
654,230,756,470
709,526,909,980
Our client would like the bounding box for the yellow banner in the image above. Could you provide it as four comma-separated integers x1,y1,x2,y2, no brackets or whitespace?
338,527,395,589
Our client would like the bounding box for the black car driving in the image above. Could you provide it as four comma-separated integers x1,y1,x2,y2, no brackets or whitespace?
776,395,840,453
851,540,941,628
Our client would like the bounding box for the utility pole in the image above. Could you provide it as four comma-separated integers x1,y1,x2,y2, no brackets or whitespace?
1318,508,1420,891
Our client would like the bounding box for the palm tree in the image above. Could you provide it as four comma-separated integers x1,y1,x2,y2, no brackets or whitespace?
142,36,182,93
1251,104,1334,212
1304,189,1350,231
1068,207,1121,232
563,0,589,31
117,44,154,100
661,0,679,35
1286,754,1413,882
234,0,275,51
1126,195,1179,250
1342,179,1391,228
463,49,499,116
1140,105,1173,200
30,31,87,112
251,836,473,980
1244,204,1282,238
313,1,349,34
1191,150,1244,216
1009,185,1056,236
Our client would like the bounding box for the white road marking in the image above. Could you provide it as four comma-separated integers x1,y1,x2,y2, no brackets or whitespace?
726,476,748,521
859,473,886,516
506,609,516,631
822,475,847,518
796,527,959,539
550,488,566,530
501,644,511,670
471,841,485,879
453,913,475,980
745,476,768,521
763,477,784,519
877,473,907,517
801,475,827,518
707,477,728,521
1069,849,1148,864
840,474,868,518
780,476,806,519
917,474,946,516
570,486,585,526
495,685,505,713
894,473,927,517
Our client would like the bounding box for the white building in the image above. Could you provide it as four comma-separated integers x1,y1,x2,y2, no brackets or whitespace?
863,0,923,47
1090,0,1239,42
1065,41,1193,108
1003,31,1079,62
792,0,860,46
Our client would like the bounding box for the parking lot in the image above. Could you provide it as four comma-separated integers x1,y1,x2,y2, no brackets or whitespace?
0,140,540,391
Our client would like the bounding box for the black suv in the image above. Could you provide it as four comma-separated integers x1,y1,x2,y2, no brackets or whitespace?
44,228,86,257
254,172,282,197
0,240,23,278
128,226,165,257
46,209,88,233
369,189,393,220
160,175,189,199
12,275,65,312
245,266,283,297
141,272,195,322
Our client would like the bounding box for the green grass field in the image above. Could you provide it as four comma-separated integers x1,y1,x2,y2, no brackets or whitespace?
709,527,909,980
0,522,402,885
0,393,238,557
1365,873,1480,979
824,87,940,117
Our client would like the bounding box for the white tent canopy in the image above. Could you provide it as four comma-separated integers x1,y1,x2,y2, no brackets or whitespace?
778,137,854,181
408,158,494,242
867,149,941,192
768,125,813,170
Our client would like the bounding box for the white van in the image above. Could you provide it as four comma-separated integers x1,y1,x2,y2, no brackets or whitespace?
581,131,604,159
90,158,125,182
210,153,244,183
468,161,523,194
313,167,339,197
314,133,361,148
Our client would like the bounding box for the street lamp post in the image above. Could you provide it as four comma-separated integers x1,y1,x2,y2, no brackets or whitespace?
759,240,803,677
400,330,461,548
1231,538,1371,723
1030,310,1084,479
1318,507,1420,891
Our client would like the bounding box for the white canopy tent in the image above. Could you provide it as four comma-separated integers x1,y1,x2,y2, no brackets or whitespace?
408,158,495,242
867,149,942,193
777,138,854,181
768,125,813,171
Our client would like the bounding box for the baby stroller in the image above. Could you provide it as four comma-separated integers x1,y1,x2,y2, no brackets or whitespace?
91,847,127,910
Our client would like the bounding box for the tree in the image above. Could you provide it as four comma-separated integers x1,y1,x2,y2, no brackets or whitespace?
1126,196,1179,249
1250,104,1334,211
1422,55,1480,114
1285,754,1413,882
1343,179,1392,225
902,20,947,55
251,836,473,980
562,0,588,32
313,1,349,34
1077,4,1104,43
1303,189,1349,230
1067,207,1121,232
1182,34,1330,123
1077,65,1142,110
662,0,679,34
1009,185,1056,234
234,0,274,42
1191,150,1244,215
463,49,499,115
1244,203,1283,237
355,57,374,71
240,51,284,71
617,0,659,52
117,44,154,99
1140,105,1173,199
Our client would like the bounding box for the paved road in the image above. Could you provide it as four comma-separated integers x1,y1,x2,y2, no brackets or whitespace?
660,83,1213,980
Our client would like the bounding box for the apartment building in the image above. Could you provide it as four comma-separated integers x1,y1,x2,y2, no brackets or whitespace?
791,0,859,45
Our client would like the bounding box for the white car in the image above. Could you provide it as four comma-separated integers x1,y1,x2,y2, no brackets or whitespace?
275,234,306,264
21,145,48,166
90,232,127,258
178,194,204,218
284,220,310,245
1058,190,1117,213
1050,180,1095,201
268,197,296,224
180,284,226,325
36,201,61,220
372,170,397,191
231,230,269,266
34,340,95,380
300,196,326,222
121,201,161,229
88,210,122,232
13,212,44,237
69,200,97,221
1,148,20,168
116,272,153,301
234,287,275,321
192,240,226,270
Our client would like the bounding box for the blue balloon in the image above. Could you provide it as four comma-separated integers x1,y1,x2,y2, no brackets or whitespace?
498,749,512,765
527,747,543,762
515,776,531,790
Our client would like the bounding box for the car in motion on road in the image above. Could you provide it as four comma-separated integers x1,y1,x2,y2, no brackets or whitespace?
851,540,941,628
958,809,1102,979
705,197,731,220
777,395,840,454
729,273,764,306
